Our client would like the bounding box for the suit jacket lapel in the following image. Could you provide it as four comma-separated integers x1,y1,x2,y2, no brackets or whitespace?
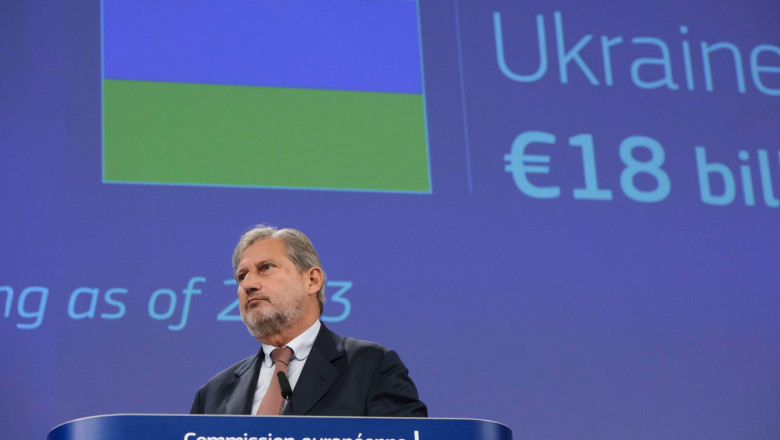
290,324,344,415
225,352,262,414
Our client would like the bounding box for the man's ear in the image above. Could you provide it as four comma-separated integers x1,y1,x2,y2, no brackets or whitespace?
305,267,324,295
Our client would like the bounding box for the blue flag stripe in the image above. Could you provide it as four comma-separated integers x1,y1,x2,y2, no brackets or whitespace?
103,0,423,94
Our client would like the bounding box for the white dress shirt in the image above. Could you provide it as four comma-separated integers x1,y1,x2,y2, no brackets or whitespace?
250,320,321,414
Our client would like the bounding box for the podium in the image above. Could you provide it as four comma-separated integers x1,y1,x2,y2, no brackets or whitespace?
48,415,513,440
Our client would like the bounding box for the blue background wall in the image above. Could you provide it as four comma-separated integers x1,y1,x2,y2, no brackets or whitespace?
1,1,779,439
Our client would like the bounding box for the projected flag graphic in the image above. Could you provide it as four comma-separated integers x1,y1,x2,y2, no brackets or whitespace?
102,0,430,193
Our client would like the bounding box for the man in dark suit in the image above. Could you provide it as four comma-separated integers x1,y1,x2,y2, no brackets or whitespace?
191,225,426,417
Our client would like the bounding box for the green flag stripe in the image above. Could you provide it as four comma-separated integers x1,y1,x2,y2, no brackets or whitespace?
103,80,430,192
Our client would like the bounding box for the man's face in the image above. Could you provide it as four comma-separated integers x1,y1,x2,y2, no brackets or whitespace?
236,238,310,340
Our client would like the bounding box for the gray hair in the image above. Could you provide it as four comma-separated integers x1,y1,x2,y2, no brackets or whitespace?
233,225,326,313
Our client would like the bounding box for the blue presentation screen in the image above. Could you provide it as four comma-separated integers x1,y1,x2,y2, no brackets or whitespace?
1,1,779,439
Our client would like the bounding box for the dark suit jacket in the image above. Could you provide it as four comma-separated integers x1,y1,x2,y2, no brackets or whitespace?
190,323,427,417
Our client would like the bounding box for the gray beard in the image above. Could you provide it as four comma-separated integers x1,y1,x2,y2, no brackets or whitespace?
241,302,304,340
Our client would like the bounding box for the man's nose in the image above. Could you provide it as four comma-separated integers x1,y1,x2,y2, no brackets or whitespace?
240,272,261,292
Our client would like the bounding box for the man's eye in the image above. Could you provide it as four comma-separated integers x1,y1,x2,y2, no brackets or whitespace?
262,264,273,271
237,273,247,281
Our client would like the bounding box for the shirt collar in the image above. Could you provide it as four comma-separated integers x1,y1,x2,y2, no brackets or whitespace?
261,320,321,366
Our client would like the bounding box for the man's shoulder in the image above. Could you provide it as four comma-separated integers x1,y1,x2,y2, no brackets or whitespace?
341,336,392,355
318,325,391,355
191,352,261,414
314,326,427,417
318,327,399,368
